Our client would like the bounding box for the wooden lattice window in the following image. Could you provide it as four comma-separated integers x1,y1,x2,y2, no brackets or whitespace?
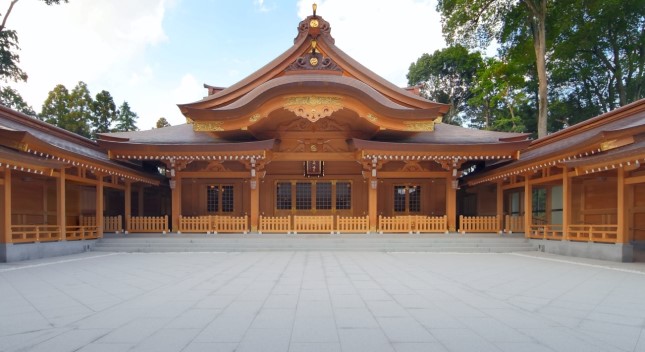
276,182,292,210
295,182,312,210
394,185,421,213
316,182,332,210
206,185,234,213
336,182,351,210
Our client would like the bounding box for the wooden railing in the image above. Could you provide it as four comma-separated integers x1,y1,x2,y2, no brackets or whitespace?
213,215,248,234
128,216,168,234
459,215,500,233
414,215,448,233
11,225,61,243
504,215,524,233
80,215,122,233
378,215,413,233
178,216,211,233
259,215,291,234
528,224,563,240
337,216,369,233
568,224,618,243
293,215,334,234
65,226,100,240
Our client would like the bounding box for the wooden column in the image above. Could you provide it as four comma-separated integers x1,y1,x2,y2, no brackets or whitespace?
524,178,532,238
617,168,628,243
496,181,504,233
562,168,571,240
2,168,11,243
250,177,260,232
96,176,104,237
138,186,145,216
57,168,66,241
171,177,181,232
446,178,457,232
368,178,377,232
124,180,131,233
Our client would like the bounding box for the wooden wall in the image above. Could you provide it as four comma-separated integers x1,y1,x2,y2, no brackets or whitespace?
378,178,446,217
634,183,645,241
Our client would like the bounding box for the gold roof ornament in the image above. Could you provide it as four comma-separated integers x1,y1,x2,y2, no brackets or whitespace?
313,3,317,16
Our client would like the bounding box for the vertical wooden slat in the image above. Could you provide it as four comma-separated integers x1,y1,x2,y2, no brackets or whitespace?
57,168,66,241
3,167,11,243
125,181,131,233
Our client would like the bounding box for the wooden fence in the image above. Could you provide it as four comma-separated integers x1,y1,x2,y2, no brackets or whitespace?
128,216,168,233
414,215,448,233
528,224,563,240
259,215,291,234
459,215,500,233
65,226,100,240
178,216,211,233
213,215,248,234
504,215,524,233
337,216,369,233
293,215,334,234
568,224,618,243
378,215,413,233
80,215,122,233
11,225,61,243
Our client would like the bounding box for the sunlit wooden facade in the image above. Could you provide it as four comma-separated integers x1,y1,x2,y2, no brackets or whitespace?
1,10,643,262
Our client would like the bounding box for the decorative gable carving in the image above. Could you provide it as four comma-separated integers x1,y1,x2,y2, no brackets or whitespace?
286,52,342,73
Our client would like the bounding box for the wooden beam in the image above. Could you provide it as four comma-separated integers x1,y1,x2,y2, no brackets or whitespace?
96,176,104,238
562,168,571,240
446,179,457,232
57,168,66,241
617,168,627,243
368,178,377,232
625,174,645,185
496,181,504,232
124,181,131,233
250,176,259,232
3,168,11,243
524,179,532,238
271,152,357,162
528,173,564,185
378,171,451,179
171,177,181,233
179,171,249,178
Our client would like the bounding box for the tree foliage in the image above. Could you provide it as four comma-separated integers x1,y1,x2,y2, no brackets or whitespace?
39,81,138,138
156,117,170,128
0,85,33,114
407,45,483,125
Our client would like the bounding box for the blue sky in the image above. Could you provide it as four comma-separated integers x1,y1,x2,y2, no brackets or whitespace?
8,0,444,129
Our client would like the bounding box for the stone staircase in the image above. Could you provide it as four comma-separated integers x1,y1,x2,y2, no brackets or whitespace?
93,233,537,253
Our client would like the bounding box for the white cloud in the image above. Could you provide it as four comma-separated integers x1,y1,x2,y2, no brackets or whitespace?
254,0,272,12
7,0,171,113
296,0,445,87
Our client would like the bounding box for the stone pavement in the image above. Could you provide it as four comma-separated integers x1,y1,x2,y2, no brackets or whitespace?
0,251,644,352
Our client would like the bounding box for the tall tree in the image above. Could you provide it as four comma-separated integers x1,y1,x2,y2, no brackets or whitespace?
0,85,34,115
0,0,68,83
156,117,170,128
114,101,138,132
437,0,549,138
40,82,92,137
91,89,116,137
407,45,483,125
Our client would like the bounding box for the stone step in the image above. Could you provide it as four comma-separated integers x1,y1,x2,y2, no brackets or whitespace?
93,246,537,253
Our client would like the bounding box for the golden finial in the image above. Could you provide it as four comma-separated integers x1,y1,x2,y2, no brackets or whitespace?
313,3,317,16
311,39,317,50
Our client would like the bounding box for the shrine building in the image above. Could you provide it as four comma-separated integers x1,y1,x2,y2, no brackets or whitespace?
0,8,643,262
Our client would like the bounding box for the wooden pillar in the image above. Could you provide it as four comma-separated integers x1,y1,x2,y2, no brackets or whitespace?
496,181,504,233
96,176,104,237
250,177,259,232
562,168,571,240
617,168,628,243
125,180,131,233
524,178,532,238
446,178,457,232
57,168,66,241
368,178,377,232
171,177,181,232
545,186,552,224
138,186,144,216
2,168,11,243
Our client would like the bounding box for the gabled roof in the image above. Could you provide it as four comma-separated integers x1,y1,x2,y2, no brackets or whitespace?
177,14,450,114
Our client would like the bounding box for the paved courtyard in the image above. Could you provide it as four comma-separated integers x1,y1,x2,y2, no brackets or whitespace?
1,251,644,352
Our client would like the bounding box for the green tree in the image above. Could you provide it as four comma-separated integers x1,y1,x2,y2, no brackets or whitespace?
40,82,92,137
91,89,116,137
114,101,138,132
407,45,483,125
0,85,34,115
0,0,68,83
156,117,170,128
437,0,549,138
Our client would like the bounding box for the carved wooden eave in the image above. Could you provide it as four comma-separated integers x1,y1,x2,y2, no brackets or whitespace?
181,75,442,132
177,14,449,115
0,145,65,176
0,129,160,185
98,139,275,162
